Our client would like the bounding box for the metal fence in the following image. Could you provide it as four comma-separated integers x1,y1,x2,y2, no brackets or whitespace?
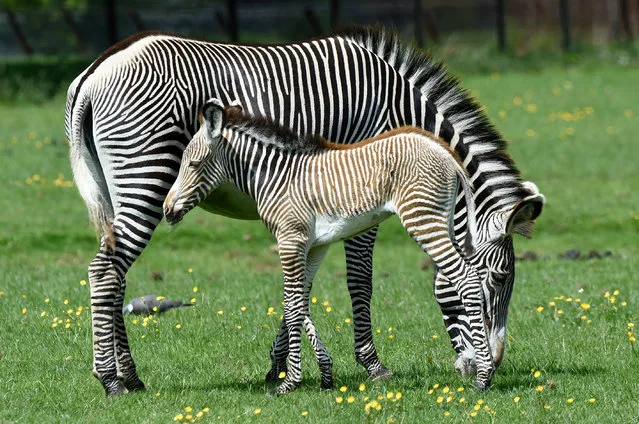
1,0,637,57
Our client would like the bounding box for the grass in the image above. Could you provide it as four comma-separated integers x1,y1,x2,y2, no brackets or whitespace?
1,60,638,423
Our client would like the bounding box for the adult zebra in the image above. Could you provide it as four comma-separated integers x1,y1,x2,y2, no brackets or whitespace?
66,26,544,396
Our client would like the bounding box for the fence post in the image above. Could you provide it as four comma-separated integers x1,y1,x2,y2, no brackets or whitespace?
415,0,424,47
330,0,340,29
495,0,506,51
106,0,118,46
227,0,239,42
620,0,633,40
559,0,571,51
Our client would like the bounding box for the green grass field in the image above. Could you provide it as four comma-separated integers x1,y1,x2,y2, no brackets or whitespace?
1,62,638,423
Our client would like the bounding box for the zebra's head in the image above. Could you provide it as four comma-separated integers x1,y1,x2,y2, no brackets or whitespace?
164,99,229,226
442,182,545,378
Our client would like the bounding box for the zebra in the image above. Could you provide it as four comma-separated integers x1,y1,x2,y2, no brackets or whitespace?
65,26,545,396
164,99,495,393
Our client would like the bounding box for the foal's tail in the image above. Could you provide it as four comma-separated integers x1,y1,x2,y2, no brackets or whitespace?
453,166,477,257
66,75,116,251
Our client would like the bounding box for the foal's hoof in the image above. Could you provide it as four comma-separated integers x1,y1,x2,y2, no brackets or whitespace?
267,382,299,396
265,367,287,384
369,366,393,381
123,376,146,392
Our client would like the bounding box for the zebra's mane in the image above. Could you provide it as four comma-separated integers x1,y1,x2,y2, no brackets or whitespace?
224,108,327,153
334,25,531,208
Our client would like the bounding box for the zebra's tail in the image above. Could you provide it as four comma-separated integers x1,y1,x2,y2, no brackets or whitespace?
66,78,116,252
454,167,477,257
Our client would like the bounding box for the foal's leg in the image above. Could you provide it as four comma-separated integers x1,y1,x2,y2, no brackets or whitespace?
266,228,388,382
396,194,494,389
433,271,477,377
271,233,310,395
301,245,333,389
266,245,333,389
344,227,391,380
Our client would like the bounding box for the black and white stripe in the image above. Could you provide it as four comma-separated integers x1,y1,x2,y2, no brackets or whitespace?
66,26,543,395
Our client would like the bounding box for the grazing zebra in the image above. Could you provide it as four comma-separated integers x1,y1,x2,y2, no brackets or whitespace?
164,99,495,393
65,26,544,396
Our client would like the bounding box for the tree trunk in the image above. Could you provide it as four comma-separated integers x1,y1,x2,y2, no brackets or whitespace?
61,8,87,53
422,2,440,44
5,9,33,55
303,7,323,37
129,10,146,33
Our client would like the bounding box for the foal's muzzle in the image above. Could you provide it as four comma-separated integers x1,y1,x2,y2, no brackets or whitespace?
163,193,185,225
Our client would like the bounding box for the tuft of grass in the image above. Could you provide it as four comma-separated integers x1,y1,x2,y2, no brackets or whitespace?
1,63,638,422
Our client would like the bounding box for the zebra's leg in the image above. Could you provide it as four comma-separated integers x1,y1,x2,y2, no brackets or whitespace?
398,205,494,390
344,228,392,380
270,234,310,395
113,280,145,391
89,239,127,396
89,213,162,396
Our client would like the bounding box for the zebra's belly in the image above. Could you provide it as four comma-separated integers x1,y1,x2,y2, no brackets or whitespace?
312,205,394,245
197,181,260,220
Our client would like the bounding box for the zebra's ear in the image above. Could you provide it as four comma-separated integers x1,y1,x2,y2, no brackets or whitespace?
202,98,226,142
504,182,545,238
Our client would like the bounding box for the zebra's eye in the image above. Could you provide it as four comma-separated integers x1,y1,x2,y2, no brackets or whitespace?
491,272,508,285
189,159,202,168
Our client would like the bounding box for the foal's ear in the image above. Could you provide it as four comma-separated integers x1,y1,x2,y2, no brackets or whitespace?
202,98,226,141
503,181,546,238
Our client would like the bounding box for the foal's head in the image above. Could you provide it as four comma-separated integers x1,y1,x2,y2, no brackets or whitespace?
164,99,230,226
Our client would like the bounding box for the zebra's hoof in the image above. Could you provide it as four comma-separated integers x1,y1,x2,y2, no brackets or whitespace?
320,377,334,390
369,366,393,381
454,355,477,378
474,378,492,392
123,376,146,392
103,379,127,397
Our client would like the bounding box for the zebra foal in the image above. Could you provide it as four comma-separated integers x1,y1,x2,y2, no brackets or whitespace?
164,99,494,393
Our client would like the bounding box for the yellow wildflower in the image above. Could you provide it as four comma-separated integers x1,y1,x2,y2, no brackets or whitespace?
536,306,544,312
336,397,343,404
347,396,355,404
339,386,347,392
536,385,544,392
254,408,261,414
514,396,520,403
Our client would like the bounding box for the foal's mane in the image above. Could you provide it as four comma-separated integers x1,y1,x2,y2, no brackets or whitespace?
224,108,327,153
222,109,464,169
